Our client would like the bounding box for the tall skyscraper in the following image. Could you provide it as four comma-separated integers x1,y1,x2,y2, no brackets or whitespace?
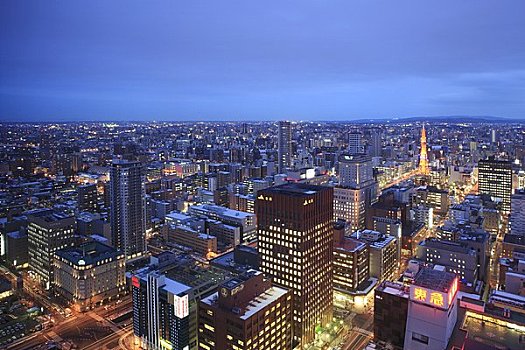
335,154,378,231
478,158,512,213
348,131,364,154
257,184,333,348
509,189,525,236
369,128,382,157
277,121,292,173
110,159,146,259
241,122,249,134
419,125,429,175
27,209,76,289
491,128,497,144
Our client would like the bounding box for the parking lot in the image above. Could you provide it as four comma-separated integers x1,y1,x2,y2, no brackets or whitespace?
0,297,41,348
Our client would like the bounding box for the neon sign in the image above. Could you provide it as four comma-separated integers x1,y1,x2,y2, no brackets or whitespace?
414,288,427,301
448,277,458,306
410,277,458,310
430,292,444,307
132,276,140,288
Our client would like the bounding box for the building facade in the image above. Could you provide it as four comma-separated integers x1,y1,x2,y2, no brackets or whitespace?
369,128,382,157
478,159,513,213
198,270,292,350
411,185,449,216
510,189,525,236
257,184,333,348
352,230,398,282
189,204,256,243
277,121,292,173
168,225,217,257
131,271,191,350
333,223,369,293
374,281,409,349
130,253,230,350
5,231,28,268
348,131,364,155
78,183,98,212
110,160,146,259
335,154,378,231
27,209,76,289
53,241,126,311
416,238,479,284
404,268,459,350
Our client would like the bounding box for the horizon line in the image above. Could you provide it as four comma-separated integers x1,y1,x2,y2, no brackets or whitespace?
1,115,525,124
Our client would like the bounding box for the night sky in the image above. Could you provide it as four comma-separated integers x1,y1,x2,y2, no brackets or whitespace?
1,1,525,122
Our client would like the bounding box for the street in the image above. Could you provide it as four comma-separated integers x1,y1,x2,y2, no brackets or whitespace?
339,312,374,350
6,295,132,350
379,169,419,190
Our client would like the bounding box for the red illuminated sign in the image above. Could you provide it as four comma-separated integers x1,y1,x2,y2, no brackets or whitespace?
132,276,140,288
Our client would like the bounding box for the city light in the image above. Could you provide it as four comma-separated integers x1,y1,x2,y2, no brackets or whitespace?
1,2,524,349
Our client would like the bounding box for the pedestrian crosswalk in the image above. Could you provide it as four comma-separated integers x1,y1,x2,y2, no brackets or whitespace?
352,328,373,337
47,330,63,342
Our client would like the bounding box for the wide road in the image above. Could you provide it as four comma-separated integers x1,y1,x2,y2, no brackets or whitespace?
489,217,507,289
83,325,133,350
7,313,90,350
95,295,132,320
340,312,374,350
380,169,419,190
7,297,132,350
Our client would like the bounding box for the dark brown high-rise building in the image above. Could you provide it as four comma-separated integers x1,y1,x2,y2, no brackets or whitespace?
374,281,409,349
257,183,334,348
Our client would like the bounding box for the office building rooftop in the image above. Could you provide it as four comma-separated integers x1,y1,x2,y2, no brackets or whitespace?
413,267,457,294
258,183,326,196
55,241,122,266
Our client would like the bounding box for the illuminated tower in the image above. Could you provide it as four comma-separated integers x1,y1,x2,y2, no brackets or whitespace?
419,125,429,175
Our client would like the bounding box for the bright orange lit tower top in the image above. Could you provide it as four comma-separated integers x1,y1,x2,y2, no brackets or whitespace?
419,125,429,175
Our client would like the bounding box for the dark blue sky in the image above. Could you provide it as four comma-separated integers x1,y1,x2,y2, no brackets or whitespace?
1,1,525,122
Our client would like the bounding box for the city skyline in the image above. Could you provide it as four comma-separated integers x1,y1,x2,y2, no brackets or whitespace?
2,1,525,122
1,120,524,349
2,1,525,350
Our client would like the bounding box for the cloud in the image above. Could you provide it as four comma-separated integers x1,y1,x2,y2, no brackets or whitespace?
1,0,525,120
